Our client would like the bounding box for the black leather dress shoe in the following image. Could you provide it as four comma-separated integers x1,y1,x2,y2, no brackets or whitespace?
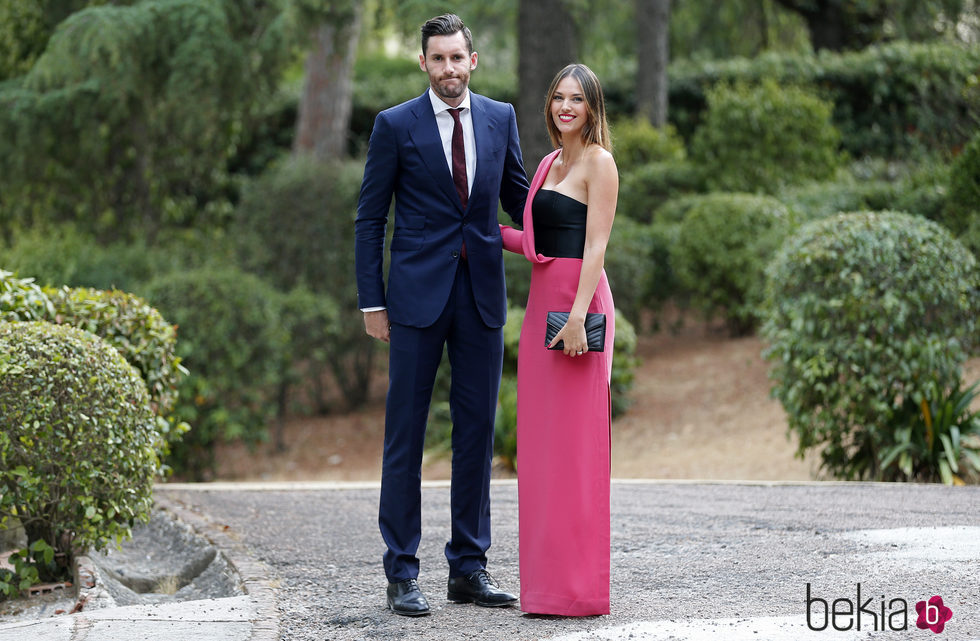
387,578,430,616
447,569,517,607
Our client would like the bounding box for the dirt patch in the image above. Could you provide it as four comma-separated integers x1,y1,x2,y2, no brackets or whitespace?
211,324,980,483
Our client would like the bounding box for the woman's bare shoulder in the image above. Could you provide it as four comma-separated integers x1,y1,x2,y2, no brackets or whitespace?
583,145,617,180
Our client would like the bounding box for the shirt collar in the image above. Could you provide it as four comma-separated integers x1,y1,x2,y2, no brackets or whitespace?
428,87,471,115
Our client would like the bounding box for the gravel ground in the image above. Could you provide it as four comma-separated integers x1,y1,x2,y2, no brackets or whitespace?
157,481,980,641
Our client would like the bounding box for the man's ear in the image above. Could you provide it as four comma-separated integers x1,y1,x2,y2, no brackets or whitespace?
470,52,478,71
419,54,427,72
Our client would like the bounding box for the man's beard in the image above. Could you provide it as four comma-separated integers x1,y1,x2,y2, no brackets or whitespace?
434,75,467,100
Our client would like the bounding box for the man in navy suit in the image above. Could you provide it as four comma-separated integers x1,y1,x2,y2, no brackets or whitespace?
354,14,529,616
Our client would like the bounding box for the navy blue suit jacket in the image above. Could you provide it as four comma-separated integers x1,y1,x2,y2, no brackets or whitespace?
354,91,529,328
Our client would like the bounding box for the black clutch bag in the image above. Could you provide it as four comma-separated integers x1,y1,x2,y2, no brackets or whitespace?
545,311,606,352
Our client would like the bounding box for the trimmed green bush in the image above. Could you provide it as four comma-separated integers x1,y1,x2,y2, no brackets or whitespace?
604,216,676,327
762,211,980,482
139,267,286,479
943,132,980,256
0,269,52,321
691,80,841,194
44,286,189,465
0,321,157,593
673,193,798,335
611,118,686,174
45,287,185,416
618,161,706,223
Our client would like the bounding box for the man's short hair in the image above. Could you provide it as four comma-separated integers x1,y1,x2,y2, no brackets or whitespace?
421,14,473,56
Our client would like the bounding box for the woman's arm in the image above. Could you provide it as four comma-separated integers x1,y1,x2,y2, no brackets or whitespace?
499,224,525,254
547,148,618,356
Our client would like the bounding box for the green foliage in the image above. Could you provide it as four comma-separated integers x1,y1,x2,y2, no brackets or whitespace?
670,41,980,157
277,285,341,416
613,119,705,223
0,223,241,295
884,380,980,484
0,0,123,81
674,193,799,335
234,155,372,410
618,161,706,223
0,321,157,592
139,267,286,479
44,286,189,466
493,375,518,470
610,118,686,174
0,269,53,321
943,132,980,256
45,287,184,415
0,539,53,599
0,0,290,239
604,216,677,327
762,211,980,481
779,178,897,221
778,156,954,225
610,309,639,417
691,80,841,194
669,0,810,61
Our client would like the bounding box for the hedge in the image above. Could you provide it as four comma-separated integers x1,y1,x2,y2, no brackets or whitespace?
668,40,980,156
673,192,799,335
763,211,980,482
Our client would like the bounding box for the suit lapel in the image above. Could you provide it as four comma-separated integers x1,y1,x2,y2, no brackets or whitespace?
408,93,463,211
469,94,494,212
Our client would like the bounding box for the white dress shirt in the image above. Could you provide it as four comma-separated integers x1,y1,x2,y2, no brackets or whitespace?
428,87,476,196
360,89,478,313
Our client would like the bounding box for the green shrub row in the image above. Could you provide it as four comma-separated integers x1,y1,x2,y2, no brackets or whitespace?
690,80,842,194
667,40,980,156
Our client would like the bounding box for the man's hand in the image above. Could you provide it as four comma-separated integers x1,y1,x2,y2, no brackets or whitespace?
363,309,390,343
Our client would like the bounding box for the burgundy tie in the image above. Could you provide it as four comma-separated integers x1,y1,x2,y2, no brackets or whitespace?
448,108,468,209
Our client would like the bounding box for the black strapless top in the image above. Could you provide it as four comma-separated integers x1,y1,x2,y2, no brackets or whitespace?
532,189,587,258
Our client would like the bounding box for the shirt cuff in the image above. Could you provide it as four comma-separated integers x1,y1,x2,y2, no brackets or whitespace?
360,306,386,312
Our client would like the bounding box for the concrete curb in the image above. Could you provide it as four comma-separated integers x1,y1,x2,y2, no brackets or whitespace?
154,495,280,641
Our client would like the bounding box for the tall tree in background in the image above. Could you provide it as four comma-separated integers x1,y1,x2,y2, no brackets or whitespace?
0,0,289,239
291,0,363,160
636,0,671,126
518,0,576,164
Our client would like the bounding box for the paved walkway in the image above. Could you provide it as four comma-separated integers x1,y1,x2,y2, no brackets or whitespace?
2,480,979,640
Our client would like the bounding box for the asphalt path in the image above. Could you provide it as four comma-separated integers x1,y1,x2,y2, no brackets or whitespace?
157,480,980,641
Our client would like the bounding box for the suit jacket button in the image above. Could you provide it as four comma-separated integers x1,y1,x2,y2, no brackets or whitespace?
451,250,459,258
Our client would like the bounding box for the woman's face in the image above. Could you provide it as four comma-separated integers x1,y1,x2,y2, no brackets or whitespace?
550,76,588,142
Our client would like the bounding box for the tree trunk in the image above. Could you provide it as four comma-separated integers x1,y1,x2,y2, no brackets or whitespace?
517,0,577,164
293,5,362,160
636,0,671,127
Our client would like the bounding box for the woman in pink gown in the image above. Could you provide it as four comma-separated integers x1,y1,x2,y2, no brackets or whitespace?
500,63,618,616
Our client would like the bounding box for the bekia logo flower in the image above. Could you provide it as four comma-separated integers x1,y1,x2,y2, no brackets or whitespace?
916,596,953,634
